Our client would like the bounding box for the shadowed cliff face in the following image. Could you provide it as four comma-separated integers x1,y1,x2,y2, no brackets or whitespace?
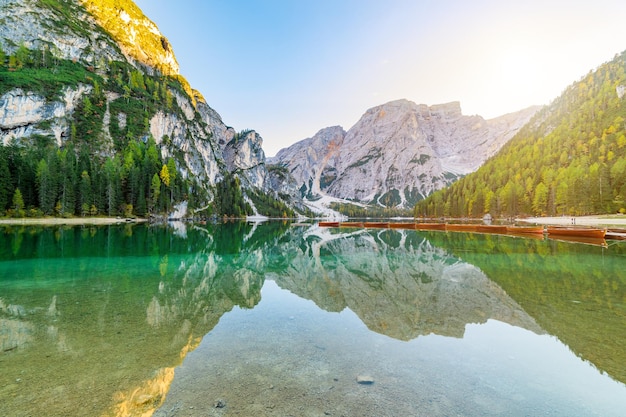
1,222,624,417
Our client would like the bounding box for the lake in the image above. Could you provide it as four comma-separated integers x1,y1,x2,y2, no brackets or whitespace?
0,222,625,417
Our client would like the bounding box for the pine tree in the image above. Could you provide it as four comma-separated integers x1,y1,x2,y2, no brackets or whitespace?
11,188,24,217
104,158,121,216
150,173,161,213
0,148,11,213
80,170,92,216
36,159,55,214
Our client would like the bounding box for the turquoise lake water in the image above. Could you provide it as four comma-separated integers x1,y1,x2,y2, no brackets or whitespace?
1,222,625,416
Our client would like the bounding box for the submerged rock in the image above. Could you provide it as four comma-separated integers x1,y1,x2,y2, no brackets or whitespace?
356,375,374,385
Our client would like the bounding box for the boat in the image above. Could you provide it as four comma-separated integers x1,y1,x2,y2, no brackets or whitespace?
506,231,546,241
339,222,364,228
445,223,478,232
388,223,417,230
476,225,508,234
318,221,340,227
546,226,606,239
506,225,545,235
363,222,389,228
606,228,626,240
415,223,446,231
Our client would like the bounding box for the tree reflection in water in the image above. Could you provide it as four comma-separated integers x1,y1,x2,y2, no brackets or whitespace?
0,222,624,416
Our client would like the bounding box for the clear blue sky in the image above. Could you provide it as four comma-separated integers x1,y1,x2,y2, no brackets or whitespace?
134,0,626,156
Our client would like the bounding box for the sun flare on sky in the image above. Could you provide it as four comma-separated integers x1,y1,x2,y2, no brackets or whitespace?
133,0,626,156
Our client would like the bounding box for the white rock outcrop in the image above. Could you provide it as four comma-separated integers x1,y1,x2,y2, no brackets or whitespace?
1,85,92,146
222,130,268,190
0,0,125,64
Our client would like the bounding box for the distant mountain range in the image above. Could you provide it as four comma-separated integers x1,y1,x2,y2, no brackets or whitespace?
269,100,539,209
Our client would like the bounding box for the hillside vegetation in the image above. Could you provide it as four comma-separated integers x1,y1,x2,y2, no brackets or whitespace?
414,50,626,218
0,0,293,219
0,43,198,217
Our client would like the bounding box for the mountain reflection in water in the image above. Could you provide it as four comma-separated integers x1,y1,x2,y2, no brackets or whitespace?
0,222,624,417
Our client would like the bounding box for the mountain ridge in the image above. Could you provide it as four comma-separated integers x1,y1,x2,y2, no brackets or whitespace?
270,98,539,209
3,0,621,219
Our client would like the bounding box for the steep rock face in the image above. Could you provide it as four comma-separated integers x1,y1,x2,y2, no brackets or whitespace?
270,126,346,199
81,0,180,76
0,86,92,146
0,0,124,64
271,99,540,207
221,130,267,190
0,0,271,207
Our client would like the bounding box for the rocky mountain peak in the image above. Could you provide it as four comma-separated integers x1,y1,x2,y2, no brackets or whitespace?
271,99,540,209
269,126,346,200
222,130,267,190
81,0,180,76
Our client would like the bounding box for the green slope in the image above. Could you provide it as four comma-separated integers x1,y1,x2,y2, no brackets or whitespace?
415,50,626,218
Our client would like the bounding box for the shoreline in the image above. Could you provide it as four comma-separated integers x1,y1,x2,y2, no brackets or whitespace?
0,217,148,226
519,215,626,227
1,215,625,228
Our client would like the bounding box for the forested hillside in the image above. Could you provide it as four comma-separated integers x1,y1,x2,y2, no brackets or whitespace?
0,0,295,219
0,46,196,217
414,50,626,218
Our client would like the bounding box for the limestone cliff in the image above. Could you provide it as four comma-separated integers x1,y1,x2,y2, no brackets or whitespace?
0,0,274,215
81,0,180,76
270,99,540,208
221,130,267,190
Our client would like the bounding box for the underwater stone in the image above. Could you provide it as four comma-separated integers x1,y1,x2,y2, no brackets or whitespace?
356,375,374,385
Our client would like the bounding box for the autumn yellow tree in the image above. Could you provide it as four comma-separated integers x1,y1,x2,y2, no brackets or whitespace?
159,164,170,187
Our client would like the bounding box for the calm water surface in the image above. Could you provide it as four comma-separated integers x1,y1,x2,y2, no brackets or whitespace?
0,222,625,416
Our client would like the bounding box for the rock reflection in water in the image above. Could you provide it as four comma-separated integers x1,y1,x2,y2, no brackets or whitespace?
422,230,626,385
271,227,543,340
1,222,624,417
0,222,276,417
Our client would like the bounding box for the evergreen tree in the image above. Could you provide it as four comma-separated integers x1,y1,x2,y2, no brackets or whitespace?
0,147,11,213
12,188,24,217
415,50,626,217
36,159,55,214
150,173,161,213
80,170,92,216
104,158,121,216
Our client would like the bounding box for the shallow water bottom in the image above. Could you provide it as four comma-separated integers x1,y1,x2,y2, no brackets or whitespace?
154,281,625,417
